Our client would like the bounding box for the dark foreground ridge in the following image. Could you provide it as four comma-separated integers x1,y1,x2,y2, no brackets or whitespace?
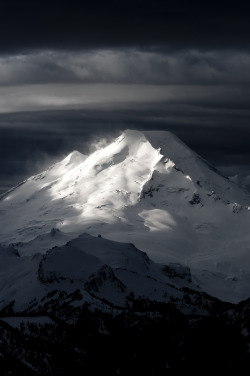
1,290,250,375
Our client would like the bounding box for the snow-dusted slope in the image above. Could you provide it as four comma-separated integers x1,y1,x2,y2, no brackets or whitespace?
0,129,250,302
0,234,199,313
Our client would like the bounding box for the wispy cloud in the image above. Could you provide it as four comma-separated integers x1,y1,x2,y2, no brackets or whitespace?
0,83,175,113
1,49,250,87
1,82,250,115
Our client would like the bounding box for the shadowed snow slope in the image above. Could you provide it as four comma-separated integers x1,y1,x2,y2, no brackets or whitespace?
0,129,250,303
0,234,198,312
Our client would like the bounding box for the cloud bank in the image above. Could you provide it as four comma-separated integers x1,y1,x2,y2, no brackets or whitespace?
1,49,250,86
0,49,250,117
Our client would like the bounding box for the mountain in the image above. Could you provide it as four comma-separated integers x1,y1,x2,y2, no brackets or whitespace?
0,232,214,315
0,129,249,303
1,129,250,374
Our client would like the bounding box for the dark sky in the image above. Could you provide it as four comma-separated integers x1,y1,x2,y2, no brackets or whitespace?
0,0,250,194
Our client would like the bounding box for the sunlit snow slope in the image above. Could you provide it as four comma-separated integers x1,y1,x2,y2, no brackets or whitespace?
0,129,249,302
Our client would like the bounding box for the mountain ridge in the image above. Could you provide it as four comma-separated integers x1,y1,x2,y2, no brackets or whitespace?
0,129,249,303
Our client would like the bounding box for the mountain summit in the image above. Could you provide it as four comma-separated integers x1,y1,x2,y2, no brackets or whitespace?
0,129,250,302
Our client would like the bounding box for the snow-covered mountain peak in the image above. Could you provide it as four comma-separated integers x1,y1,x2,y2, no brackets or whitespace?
85,128,161,166
0,129,250,302
116,129,187,160
0,129,249,243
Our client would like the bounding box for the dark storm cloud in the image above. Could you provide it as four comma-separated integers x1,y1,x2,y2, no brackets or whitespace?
0,1,250,52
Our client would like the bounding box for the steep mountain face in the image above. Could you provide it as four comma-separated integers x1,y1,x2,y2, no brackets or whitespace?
0,129,249,303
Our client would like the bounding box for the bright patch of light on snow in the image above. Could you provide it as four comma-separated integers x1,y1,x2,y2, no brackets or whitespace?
186,175,192,181
138,209,176,232
48,130,164,228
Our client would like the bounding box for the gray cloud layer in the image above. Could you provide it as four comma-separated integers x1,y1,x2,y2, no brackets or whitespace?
1,49,250,86
0,48,250,117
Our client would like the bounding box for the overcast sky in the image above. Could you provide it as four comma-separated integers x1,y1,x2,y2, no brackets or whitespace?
0,0,250,194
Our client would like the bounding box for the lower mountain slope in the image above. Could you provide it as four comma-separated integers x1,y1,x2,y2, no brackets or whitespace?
0,233,216,315
0,233,249,375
